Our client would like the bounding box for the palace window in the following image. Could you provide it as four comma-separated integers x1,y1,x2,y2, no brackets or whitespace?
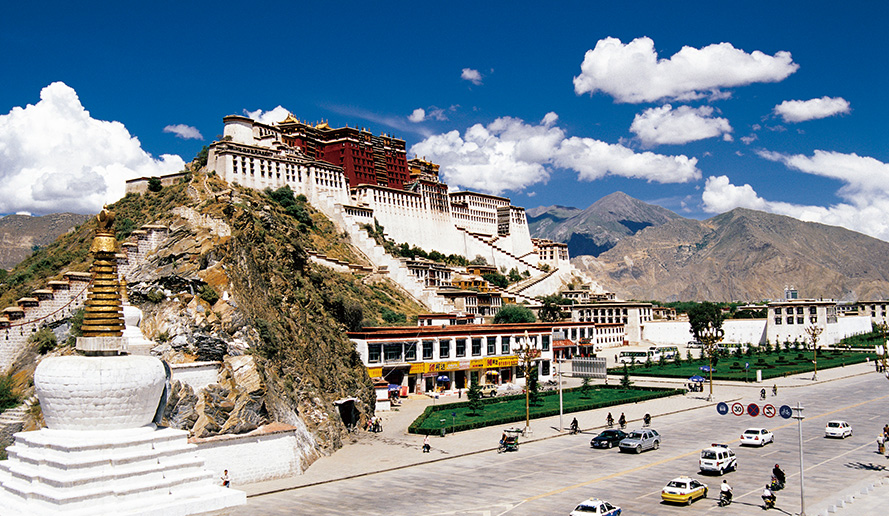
775,317,782,325
487,337,497,355
422,340,434,360
439,339,449,359
541,335,550,351
456,338,466,357
472,338,482,356
405,342,416,361
368,344,381,363
502,336,511,354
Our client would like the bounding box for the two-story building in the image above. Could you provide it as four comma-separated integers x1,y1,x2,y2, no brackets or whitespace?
349,321,611,395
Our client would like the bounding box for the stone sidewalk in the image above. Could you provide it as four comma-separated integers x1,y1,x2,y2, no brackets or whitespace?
237,361,878,498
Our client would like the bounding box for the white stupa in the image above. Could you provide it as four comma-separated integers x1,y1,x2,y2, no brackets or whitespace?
0,209,245,515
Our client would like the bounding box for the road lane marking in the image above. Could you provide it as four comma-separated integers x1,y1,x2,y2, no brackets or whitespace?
505,471,535,481
804,435,820,442
634,490,660,499
762,450,780,457
521,393,889,505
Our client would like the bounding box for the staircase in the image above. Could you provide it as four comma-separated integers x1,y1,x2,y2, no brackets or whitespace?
0,396,37,449
459,228,544,274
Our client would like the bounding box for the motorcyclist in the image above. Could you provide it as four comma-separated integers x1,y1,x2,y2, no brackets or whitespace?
719,480,732,505
772,384,778,396
762,484,775,508
760,388,767,400
643,413,651,427
618,412,626,429
570,417,579,434
606,412,614,428
772,464,786,488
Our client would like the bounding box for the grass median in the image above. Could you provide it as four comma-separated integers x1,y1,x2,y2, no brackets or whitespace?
408,385,682,435
609,349,876,381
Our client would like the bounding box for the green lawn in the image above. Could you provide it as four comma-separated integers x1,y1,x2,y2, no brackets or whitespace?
609,350,876,381
408,385,682,434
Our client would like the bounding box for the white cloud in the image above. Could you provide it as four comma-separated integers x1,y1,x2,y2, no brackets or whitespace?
410,113,700,195
573,37,799,103
773,96,851,123
163,124,203,140
408,108,426,123
702,150,889,241
461,68,483,85
244,105,291,125
630,104,733,146
741,134,758,145
0,82,185,215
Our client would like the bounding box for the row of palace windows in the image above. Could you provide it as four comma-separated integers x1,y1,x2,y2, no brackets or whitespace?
367,334,551,363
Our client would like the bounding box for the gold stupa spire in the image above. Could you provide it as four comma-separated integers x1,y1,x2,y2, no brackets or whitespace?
81,207,125,338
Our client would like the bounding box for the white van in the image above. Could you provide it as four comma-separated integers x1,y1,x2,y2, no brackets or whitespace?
652,346,678,359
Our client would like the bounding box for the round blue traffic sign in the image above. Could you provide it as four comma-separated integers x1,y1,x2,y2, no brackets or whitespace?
717,402,729,415
779,405,793,419
747,403,760,417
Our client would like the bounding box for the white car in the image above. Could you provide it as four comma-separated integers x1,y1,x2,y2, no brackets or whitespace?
699,443,737,475
569,498,621,515
740,427,774,447
825,420,852,438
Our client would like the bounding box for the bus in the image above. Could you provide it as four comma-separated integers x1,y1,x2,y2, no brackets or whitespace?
618,350,655,364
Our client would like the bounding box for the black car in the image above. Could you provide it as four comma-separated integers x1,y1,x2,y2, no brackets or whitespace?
590,429,628,449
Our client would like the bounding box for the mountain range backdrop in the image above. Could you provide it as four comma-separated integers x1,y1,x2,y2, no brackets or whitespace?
3,192,889,304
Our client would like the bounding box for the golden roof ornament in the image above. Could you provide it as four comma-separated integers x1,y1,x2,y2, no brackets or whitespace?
79,206,126,348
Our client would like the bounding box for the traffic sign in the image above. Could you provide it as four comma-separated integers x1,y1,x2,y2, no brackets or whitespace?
745,362,749,369
716,402,729,415
763,404,776,418
731,402,744,416
747,403,760,417
779,405,793,419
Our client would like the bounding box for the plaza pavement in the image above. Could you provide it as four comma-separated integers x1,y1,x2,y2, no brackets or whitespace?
237,359,884,509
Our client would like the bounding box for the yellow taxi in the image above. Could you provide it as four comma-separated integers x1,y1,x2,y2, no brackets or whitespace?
661,476,708,505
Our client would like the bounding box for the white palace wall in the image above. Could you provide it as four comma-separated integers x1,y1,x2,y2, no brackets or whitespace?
643,316,871,347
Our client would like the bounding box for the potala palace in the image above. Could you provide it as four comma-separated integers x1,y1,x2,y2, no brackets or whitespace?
204,114,579,306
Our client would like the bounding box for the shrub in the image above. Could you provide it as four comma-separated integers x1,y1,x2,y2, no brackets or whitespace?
493,305,536,324
0,375,18,411
199,285,220,305
147,289,166,303
29,327,57,354
620,364,632,389
147,177,163,192
467,381,483,415
381,307,406,324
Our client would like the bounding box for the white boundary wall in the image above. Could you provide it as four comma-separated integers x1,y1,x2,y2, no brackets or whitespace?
170,362,221,392
192,429,303,486
643,316,872,347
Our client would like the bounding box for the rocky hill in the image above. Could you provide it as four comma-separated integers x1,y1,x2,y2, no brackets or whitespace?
0,213,90,270
573,207,889,302
528,192,683,257
0,170,424,469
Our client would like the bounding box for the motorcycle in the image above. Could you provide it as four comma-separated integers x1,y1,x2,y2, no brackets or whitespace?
770,476,785,491
762,495,776,510
718,491,732,507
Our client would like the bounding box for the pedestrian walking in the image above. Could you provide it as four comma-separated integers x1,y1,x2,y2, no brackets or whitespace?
221,469,230,488
422,435,430,453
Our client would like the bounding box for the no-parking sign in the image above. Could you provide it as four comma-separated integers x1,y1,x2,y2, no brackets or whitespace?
747,403,760,417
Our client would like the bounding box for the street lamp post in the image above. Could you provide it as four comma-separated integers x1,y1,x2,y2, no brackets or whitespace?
697,324,724,402
792,403,807,516
876,323,889,379
805,325,823,381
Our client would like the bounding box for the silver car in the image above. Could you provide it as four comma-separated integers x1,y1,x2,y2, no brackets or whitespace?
618,428,661,453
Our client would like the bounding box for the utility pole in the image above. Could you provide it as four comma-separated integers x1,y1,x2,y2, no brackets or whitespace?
698,324,724,402
876,323,889,379
792,403,807,516
557,356,564,432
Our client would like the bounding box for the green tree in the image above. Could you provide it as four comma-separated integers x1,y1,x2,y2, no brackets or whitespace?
195,145,209,168
507,267,522,283
467,381,483,415
469,255,488,265
381,307,406,324
527,365,541,405
481,272,508,289
493,305,536,324
537,295,565,323
0,375,18,411
199,285,219,305
580,376,593,398
147,177,163,192
620,363,632,389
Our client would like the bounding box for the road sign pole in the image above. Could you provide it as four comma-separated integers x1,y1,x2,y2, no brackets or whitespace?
792,403,806,516
558,357,563,432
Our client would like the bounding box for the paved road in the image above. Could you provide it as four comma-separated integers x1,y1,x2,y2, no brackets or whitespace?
232,372,889,515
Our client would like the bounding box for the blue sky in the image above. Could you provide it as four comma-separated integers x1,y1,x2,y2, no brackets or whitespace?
2,1,888,240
